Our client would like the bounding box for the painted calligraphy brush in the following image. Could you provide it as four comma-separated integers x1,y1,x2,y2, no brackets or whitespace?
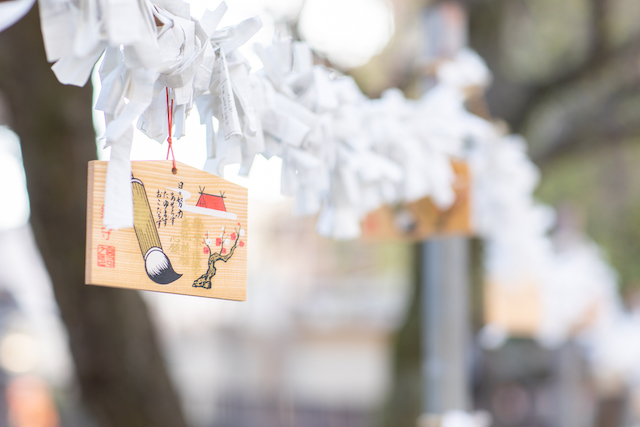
132,177,182,285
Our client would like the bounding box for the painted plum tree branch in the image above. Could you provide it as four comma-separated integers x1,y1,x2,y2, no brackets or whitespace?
193,226,241,289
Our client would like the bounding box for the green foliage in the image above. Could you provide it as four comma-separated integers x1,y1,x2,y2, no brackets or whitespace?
536,139,640,292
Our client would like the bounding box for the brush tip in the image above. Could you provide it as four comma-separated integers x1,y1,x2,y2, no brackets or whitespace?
144,248,182,285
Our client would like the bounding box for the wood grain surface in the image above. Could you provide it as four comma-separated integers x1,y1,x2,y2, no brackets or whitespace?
86,160,248,300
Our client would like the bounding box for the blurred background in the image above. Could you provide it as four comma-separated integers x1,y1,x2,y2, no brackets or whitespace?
1,0,640,426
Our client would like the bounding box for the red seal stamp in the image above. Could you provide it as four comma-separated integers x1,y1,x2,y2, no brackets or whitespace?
97,245,116,268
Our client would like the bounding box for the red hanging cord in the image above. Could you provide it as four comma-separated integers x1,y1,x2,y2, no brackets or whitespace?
166,87,177,174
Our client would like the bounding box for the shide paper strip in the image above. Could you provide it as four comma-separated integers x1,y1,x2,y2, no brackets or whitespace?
103,124,134,229
0,0,35,33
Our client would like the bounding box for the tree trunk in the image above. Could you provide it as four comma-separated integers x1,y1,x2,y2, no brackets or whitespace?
380,244,422,427
0,8,188,427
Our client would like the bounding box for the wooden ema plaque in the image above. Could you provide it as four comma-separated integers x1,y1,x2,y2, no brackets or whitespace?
484,280,541,337
361,160,471,241
484,279,601,337
86,161,248,300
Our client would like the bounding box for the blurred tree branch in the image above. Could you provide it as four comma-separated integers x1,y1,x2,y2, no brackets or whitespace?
467,0,640,162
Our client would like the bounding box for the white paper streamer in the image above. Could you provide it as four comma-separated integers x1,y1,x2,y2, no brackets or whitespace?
0,0,35,33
